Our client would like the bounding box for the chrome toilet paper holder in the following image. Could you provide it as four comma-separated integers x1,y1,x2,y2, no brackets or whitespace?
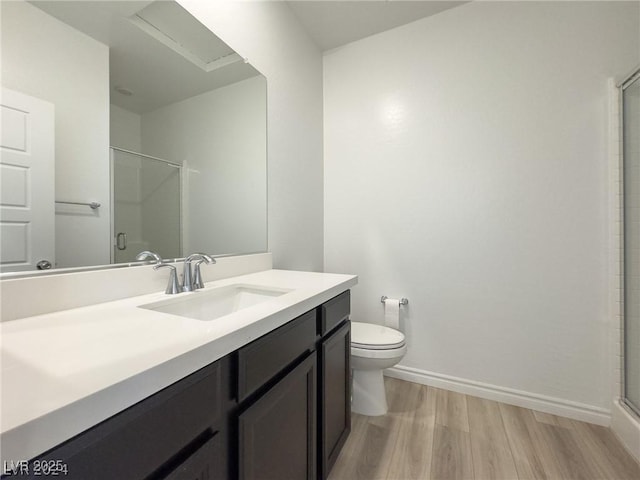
380,296,409,306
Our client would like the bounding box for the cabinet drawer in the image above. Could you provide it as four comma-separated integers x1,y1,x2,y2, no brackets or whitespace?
163,433,221,480
238,310,316,402
34,360,223,480
319,291,350,336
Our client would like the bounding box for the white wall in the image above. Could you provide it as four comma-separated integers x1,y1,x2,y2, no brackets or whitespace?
324,1,640,416
141,76,266,256
1,0,110,268
178,0,324,271
110,105,141,153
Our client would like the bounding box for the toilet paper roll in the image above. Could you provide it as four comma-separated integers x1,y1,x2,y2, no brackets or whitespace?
384,298,400,330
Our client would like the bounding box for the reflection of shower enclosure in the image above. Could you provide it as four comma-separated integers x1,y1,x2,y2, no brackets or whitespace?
623,69,640,417
110,147,181,263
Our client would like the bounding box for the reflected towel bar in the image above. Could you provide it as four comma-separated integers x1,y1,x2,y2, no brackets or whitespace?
55,200,101,209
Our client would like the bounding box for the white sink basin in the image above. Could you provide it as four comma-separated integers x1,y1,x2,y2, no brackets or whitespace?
139,284,291,321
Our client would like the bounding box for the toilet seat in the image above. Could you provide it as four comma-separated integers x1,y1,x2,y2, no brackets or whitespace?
351,322,405,350
351,343,407,360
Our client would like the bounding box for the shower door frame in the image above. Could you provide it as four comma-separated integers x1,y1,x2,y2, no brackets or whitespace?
109,147,184,264
620,65,640,418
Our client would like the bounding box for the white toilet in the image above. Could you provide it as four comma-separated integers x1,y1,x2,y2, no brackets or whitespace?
350,321,407,416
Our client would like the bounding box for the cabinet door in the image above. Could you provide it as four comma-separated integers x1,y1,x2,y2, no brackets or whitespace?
239,354,317,480
319,320,351,480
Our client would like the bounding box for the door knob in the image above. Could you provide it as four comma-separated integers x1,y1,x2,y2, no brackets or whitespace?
36,260,52,270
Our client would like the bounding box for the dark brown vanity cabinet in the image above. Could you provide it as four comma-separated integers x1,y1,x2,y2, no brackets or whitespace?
17,355,234,480
236,310,318,480
236,291,352,480
10,291,352,480
318,291,351,480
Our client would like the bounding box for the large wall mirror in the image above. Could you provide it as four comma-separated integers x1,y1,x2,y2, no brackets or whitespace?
0,0,267,275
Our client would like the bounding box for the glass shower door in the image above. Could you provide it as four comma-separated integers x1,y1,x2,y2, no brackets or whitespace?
111,148,182,263
623,72,640,415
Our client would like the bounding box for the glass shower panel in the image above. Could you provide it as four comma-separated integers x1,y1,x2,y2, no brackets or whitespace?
624,75,640,415
111,149,181,263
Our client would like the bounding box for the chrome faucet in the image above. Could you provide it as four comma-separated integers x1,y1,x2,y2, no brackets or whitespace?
182,253,215,292
154,264,182,294
135,251,163,264
136,251,182,294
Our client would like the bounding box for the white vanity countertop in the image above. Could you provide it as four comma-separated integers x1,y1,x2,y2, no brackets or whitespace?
0,269,357,464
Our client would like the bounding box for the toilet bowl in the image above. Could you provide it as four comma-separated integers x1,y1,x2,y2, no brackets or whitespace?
350,321,406,416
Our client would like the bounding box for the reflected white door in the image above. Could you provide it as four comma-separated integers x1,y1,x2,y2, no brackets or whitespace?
0,88,55,272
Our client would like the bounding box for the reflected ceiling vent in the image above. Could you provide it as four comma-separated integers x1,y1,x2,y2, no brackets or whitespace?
128,1,242,73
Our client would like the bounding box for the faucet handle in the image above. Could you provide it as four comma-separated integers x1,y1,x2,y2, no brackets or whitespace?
136,250,163,265
193,259,206,289
193,255,216,289
154,263,182,295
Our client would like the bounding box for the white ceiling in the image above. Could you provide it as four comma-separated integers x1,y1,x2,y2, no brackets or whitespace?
287,1,469,52
30,1,261,114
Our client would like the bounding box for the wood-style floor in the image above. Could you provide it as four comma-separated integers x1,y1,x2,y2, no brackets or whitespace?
329,377,640,480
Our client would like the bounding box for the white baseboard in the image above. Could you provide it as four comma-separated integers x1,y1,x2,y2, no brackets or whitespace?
611,400,640,463
385,365,611,426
